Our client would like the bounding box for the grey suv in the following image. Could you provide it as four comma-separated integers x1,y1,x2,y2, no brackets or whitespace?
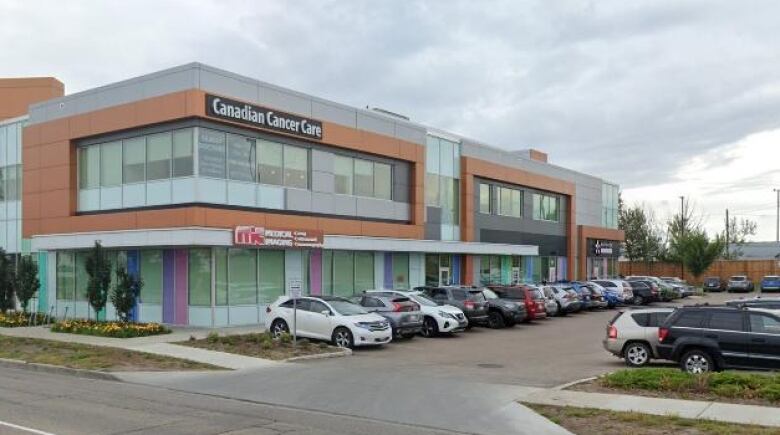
603,308,674,367
356,294,423,339
416,286,490,327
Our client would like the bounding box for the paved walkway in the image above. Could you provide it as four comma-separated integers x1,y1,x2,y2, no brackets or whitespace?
0,325,278,370
515,385,780,428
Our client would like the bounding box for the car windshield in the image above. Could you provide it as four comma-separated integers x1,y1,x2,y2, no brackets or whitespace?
409,294,438,307
327,300,369,316
705,277,719,282
530,289,543,299
731,276,746,281
499,288,526,299
482,289,499,299
469,291,487,302
764,276,780,280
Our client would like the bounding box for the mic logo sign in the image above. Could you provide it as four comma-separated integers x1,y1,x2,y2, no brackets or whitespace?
234,226,324,249
234,226,265,246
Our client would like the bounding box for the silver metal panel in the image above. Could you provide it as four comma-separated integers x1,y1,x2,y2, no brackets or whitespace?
259,85,312,117
312,100,357,128
311,192,335,215
356,197,396,220
395,123,426,145
284,187,312,212
331,194,357,216
311,171,334,193
199,69,259,102
357,111,395,136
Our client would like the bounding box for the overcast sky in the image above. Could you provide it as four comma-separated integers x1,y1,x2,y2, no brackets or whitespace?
2,0,779,240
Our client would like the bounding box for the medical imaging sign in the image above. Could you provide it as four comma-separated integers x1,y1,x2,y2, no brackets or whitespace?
234,226,324,249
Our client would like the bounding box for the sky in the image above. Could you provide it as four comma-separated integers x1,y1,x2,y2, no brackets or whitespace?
1,0,779,240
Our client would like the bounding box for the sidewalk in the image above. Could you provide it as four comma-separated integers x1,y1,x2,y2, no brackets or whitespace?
0,325,279,370
515,385,780,428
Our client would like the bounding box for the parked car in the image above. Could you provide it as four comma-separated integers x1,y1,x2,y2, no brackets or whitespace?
416,286,490,327
657,306,780,373
539,285,560,316
760,276,780,293
725,296,780,310
266,296,391,348
569,282,593,309
703,276,725,292
480,288,527,328
660,277,695,297
575,282,609,309
727,275,755,293
587,281,620,308
592,280,634,304
364,290,468,337
604,307,675,367
627,276,679,301
489,285,548,321
627,280,657,305
549,284,582,315
355,293,423,339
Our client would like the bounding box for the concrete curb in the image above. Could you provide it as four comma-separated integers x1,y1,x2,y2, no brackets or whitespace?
0,357,120,381
284,348,351,362
552,376,599,390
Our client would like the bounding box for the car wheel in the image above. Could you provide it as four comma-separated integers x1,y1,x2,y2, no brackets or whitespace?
400,332,416,339
681,349,715,374
557,302,567,316
332,327,354,349
421,317,439,337
487,311,506,329
270,319,289,338
624,342,651,367
633,295,644,305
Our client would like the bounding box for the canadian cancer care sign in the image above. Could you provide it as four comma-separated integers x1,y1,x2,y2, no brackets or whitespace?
234,226,324,249
207,94,323,140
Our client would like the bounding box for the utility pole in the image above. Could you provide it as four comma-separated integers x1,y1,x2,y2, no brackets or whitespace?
774,188,779,244
679,196,685,280
725,208,730,259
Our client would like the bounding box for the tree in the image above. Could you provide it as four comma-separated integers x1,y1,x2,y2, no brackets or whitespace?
722,217,758,259
679,230,725,280
619,204,664,265
14,256,39,313
665,198,703,263
85,241,112,318
111,267,142,323
0,249,15,313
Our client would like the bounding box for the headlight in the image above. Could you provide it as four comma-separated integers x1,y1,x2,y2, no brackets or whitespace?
438,311,456,319
354,322,374,330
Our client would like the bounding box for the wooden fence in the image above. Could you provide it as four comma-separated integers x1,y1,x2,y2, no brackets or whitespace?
619,259,780,285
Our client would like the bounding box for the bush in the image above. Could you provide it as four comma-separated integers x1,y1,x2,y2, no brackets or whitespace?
0,311,54,327
278,332,292,344
206,331,220,343
51,319,170,338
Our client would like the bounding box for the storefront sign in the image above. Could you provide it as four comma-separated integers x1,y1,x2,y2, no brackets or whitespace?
206,94,323,140
234,226,324,248
593,241,614,256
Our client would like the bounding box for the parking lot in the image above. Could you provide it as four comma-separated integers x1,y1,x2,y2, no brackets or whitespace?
335,290,745,388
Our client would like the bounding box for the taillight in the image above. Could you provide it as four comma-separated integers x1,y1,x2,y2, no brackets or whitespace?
608,325,618,339
526,300,535,312
464,301,475,309
658,327,669,342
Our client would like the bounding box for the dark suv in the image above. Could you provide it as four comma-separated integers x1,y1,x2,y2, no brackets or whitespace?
480,287,527,328
627,281,657,305
416,286,490,327
657,306,780,373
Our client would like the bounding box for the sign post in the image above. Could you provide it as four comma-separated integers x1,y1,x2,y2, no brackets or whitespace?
288,280,302,347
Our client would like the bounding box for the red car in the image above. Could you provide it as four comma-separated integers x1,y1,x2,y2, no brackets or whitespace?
488,285,547,321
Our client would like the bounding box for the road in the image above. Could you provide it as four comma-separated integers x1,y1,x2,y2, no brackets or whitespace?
0,366,458,435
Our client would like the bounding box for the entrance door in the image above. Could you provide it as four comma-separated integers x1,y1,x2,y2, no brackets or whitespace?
439,268,451,286
511,267,521,284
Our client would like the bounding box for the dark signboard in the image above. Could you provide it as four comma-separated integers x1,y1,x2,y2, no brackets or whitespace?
206,94,323,140
588,239,621,258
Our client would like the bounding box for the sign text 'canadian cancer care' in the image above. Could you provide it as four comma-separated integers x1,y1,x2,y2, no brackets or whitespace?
207,94,323,140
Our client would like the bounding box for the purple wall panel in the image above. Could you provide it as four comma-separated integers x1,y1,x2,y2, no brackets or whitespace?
384,252,393,289
162,250,175,324
174,249,189,325
309,250,322,295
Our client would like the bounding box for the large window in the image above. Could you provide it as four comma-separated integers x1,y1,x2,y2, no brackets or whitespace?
480,255,502,285
392,253,409,290
497,186,522,218
259,251,284,303
354,159,374,197
425,135,460,239
227,134,255,182
333,251,355,296
188,248,211,306
146,132,172,181
215,247,228,306
172,130,194,177
79,146,100,189
229,248,257,305
284,146,308,189
533,193,559,222
56,252,75,300
123,137,146,184
322,250,375,296
257,140,283,185
198,128,226,178
333,155,392,200
602,183,619,229
374,163,392,200
101,141,122,186
334,155,353,195
479,183,491,214
140,250,163,304
75,252,89,301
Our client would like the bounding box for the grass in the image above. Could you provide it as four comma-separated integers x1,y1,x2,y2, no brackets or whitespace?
526,403,779,435
584,368,780,405
180,332,340,361
0,335,219,372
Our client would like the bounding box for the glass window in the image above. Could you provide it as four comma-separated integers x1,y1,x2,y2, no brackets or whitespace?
227,134,255,182
283,146,308,188
229,248,257,305
123,137,146,183
674,311,706,328
750,313,780,334
334,155,353,195
215,248,228,306
75,252,89,301
392,253,409,290
188,248,211,306
101,141,122,186
259,250,284,303
479,184,491,214
425,254,439,286
354,159,374,197
257,140,283,185
439,139,454,177
146,132,172,181
5,165,17,201
425,173,439,206
0,167,4,201
499,187,512,216
511,189,522,217
707,312,744,331
198,128,226,179
354,252,374,293
172,129,194,177
140,250,163,304
333,251,355,296
79,146,100,189
426,136,440,175
533,194,542,220
374,163,392,200
56,252,75,300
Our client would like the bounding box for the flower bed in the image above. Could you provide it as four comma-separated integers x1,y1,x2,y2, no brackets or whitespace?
0,311,54,327
51,319,171,338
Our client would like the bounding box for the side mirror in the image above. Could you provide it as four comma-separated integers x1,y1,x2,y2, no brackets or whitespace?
321,310,331,316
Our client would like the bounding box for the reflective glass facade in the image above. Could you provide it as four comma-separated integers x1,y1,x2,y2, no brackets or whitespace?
0,118,24,254
425,135,460,240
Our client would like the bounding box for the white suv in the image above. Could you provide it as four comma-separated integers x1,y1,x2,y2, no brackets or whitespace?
364,290,468,337
265,296,392,348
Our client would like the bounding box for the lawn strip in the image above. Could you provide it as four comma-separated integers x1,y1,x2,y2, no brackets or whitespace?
179,332,340,361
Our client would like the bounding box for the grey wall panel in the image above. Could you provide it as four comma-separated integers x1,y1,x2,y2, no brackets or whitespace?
199,69,259,102
312,100,357,128
394,202,410,221
395,123,426,145
259,85,312,117
392,163,410,203
426,206,442,225
284,188,312,212
331,195,357,216
141,68,200,99
479,230,567,256
311,171,334,193
425,223,441,241
357,112,395,137
311,192,335,215
356,197,396,219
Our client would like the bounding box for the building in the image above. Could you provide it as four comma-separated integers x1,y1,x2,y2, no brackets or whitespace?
0,63,623,326
727,242,780,260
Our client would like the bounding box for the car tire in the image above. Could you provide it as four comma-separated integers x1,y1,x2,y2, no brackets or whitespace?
680,349,715,374
557,302,567,316
487,311,506,329
624,342,652,367
270,319,289,338
633,295,644,305
332,327,354,349
421,316,439,337
400,332,416,339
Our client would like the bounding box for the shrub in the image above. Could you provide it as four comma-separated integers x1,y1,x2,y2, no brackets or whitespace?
14,256,39,313
278,332,292,344
51,319,170,338
111,267,143,323
206,331,220,343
